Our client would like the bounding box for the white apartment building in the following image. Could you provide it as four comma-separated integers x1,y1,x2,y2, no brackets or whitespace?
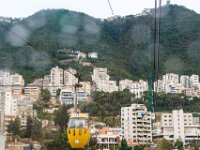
163,73,179,85
0,70,10,86
92,68,110,82
154,80,163,93
121,104,152,146
92,68,118,93
50,66,64,96
180,75,190,88
0,89,17,116
88,52,98,59
93,128,121,150
24,86,41,102
109,81,118,93
0,111,4,134
10,73,24,86
119,79,132,91
64,68,77,86
161,109,200,145
59,83,90,105
119,79,148,98
190,74,199,87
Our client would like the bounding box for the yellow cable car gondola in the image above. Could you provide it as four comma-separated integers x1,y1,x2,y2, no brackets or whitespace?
67,113,90,149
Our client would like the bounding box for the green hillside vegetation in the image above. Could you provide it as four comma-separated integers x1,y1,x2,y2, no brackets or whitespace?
0,5,200,83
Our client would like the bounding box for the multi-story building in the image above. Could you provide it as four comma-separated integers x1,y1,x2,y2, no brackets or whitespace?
10,73,25,95
0,70,10,86
16,96,36,128
154,80,163,93
1,89,17,116
93,127,121,150
0,111,4,134
92,68,118,93
180,75,190,88
64,68,77,86
119,79,148,98
108,81,118,93
59,84,90,105
163,73,179,85
161,109,200,145
24,86,41,102
121,104,152,146
190,74,199,87
50,66,64,96
119,79,133,91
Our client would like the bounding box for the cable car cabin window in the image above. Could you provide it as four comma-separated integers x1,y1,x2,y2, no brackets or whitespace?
69,118,88,128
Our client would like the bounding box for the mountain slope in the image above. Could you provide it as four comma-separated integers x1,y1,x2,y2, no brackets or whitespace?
0,5,200,82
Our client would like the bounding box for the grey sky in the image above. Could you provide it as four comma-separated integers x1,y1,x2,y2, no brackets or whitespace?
0,0,199,18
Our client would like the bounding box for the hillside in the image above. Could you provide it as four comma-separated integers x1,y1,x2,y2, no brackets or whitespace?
0,5,200,83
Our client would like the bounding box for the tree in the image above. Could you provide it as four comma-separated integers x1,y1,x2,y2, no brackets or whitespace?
31,117,42,140
174,139,183,150
119,139,131,150
26,116,33,138
7,117,20,137
41,89,51,102
156,139,173,150
46,131,70,150
189,140,200,150
54,105,69,132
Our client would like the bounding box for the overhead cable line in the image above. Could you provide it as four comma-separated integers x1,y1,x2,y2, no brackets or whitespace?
107,0,115,16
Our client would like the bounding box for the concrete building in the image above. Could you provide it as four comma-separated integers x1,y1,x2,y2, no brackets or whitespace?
24,86,41,102
161,109,200,145
0,111,4,134
16,96,36,128
0,70,10,86
119,79,133,91
0,134,6,150
119,79,147,98
190,74,199,87
93,128,121,150
121,104,152,146
1,89,17,116
163,73,179,85
10,73,25,95
59,83,90,105
180,75,190,88
92,68,118,93
10,73,24,86
50,66,64,96
88,52,98,59
64,68,77,86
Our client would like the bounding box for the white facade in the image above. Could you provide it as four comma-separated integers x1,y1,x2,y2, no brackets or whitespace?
88,52,98,59
190,75,199,87
93,128,121,150
92,68,118,93
50,66,64,96
121,104,152,145
0,70,10,86
119,79,132,91
163,73,179,85
24,86,41,101
2,89,17,116
180,75,190,88
59,83,90,105
64,68,77,86
161,109,200,144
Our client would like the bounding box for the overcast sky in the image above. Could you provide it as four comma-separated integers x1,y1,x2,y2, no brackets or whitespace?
0,0,199,18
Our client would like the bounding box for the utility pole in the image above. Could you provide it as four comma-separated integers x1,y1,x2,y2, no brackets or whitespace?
74,73,82,114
